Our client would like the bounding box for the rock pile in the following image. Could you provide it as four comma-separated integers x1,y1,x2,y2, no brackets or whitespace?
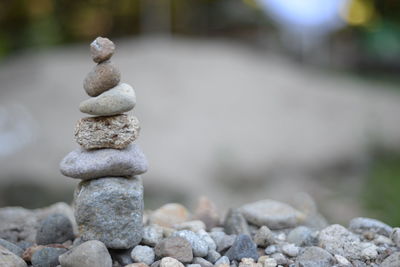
60,36,148,249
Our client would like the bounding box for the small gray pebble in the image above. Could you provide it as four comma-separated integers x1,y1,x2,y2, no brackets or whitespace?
31,247,67,267
131,245,155,265
186,265,201,267
59,240,112,267
192,257,213,267
287,226,314,246
349,217,393,237
173,230,208,257
215,256,230,265
206,249,221,264
224,234,258,261
271,252,287,265
0,238,24,257
224,208,250,236
109,249,133,266
36,214,74,245
265,245,278,255
209,232,236,253
142,225,163,247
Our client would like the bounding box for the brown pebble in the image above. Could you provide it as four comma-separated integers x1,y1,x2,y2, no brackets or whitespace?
83,61,121,97
90,37,115,63
155,236,193,263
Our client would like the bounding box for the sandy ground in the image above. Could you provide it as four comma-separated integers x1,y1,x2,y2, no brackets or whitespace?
0,36,400,222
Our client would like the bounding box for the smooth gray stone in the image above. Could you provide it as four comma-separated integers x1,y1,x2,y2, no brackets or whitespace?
0,246,27,267
60,144,148,180
31,247,67,267
58,240,112,267
0,238,24,257
36,214,74,245
349,217,393,237
223,208,250,236
130,245,155,265
224,234,258,261
295,246,334,267
172,230,208,257
79,83,136,116
74,177,143,249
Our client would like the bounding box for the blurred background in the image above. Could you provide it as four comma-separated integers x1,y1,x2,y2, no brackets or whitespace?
0,0,400,225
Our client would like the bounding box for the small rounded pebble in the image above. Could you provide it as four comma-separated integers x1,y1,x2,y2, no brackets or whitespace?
83,61,120,97
172,230,209,257
215,256,230,265
79,83,136,116
131,245,155,265
281,244,299,257
31,247,67,267
287,226,314,247
150,203,189,228
254,226,275,247
224,234,258,261
264,245,278,255
58,240,112,267
142,225,164,247
154,236,193,263
192,257,213,267
90,37,115,63
36,214,74,245
173,220,206,232
160,257,184,267
334,254,352,266
0,238,24,257
264,258,278,267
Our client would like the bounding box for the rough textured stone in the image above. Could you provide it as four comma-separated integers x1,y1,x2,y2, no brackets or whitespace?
174,221,205,232
90,37,115,63
287,226,314,246
31,247,67,267
0,202,76,244
131,245,155,265
390,228,400,247
349,217,393,237
74,177,143,249
224,234,258,261
36,214,74,245
295,246,334,267
74,114,140,150
192,257,213,267
80,83,136,116
83,61,120,97
318,224,362,260
224,209,250,236
215,256,230,266
381,252,400,267
209,231,235,253
159,257,184,267
58,240,112,267
253,226,274,247
194,196,220,231
206,249,221,264
109,249,133,266
150,204,189,228
60,144,147,179
281,243,299,257
197,229,216,252
154,236,193,263
239,199,304,229
172,230,208,257
0,246,27,267
142,225,164,247
0,238,24,257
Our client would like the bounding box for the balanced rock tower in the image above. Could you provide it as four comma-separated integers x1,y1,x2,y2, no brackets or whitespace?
60,37,148,249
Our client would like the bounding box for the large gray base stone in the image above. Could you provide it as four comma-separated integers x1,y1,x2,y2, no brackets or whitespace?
74,176,143,249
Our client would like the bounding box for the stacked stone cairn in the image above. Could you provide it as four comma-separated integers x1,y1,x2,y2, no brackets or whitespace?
60,37,148,249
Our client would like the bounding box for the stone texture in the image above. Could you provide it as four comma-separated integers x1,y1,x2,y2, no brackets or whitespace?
349,217,393,237
209,231,235,253
159,257,184,267
154,236,193,263
194,196,220,231
253,226,274,247
239,199,304,229
149,203,189,228
0,245,27,267
142,225,164,247
74,177,143,249
318,224,362,260
390,228,400,247
224,208,250,236
79,83,136,116
172,230,208,257
192,257,213,267
90,37,115,63
287,226,314,246
224,234,258,261
295,246,334,267
83,61,120,97
131,245,155,266
109,249,133,266
215,256,230,266
31,247,67,267
74,114,140,150
36,214,74,245
381,252,400,267
197,229,216,251
60,144,147,179
58,240,112,267
0,238,24,257
281,243,299,257
0,202,76,244
174,220,205,232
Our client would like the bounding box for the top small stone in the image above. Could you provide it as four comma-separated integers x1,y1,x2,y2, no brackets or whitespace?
90,37,115,63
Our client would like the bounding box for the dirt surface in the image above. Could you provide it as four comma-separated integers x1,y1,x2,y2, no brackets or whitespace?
1,37,400,222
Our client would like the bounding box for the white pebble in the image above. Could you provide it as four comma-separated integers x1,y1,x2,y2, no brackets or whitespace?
334,254,352,266
281,243,299,257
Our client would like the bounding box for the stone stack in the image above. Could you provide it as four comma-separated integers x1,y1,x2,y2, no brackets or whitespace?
60,37,148,249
